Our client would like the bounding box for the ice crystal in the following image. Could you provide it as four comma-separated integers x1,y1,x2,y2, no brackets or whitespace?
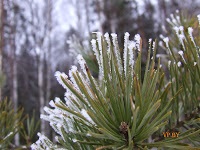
178,50,186,63
128,41,135,70
81,109,94,124
104,32,111,54
111,33,123,75
134,34,141,51
188,27,196,47
49,100,56,107
197,14,200,25
177,61,181,67
91,39,100,64
77,54,88,78
55,71,68,90
163,37,169,48
168,61,171,68
123,32,130,76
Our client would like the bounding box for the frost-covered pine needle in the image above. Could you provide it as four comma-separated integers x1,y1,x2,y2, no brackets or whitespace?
168,61,171,69
197,14,200,25
123,32,130,76
188,27,196,47
104,32,111,55
81,109,94,124
111,33,123,75
77,54,88,77
178,50,186,63
177,61,181,67
55,71,68,90
163,37,169,47
134,34,141,51
96,32,104,79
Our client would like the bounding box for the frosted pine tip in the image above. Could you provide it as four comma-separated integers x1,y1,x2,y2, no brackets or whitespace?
124,32,130,37
111,33,117,38
91,39,96,46
128,41,136,50
72,139,77,143
71,66,77,72
55,97,61,103
197,14,200,24
57,123,62,129
168,61,171,68
134,34,141,42
179,26,184,31
104,32,109,40
188,27,193,34
55,136,59,142
148,38,152,43
166,18,170,23
177,61,181,67
37,132,42,137
173,26,179,33
178,50,184,56
49,100,56,107
163,37,169,47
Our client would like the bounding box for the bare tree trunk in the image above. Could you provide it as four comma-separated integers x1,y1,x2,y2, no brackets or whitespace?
9,0,19,145
96,0,104,33
38,50,45,134
84,0,91,36
45,0,52,138
0,0,4,100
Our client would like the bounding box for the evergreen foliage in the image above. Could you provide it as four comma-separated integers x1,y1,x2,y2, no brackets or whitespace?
0,99,40,149
32,13,200,150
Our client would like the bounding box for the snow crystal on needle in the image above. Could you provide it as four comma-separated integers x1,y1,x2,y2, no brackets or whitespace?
197,14,200,25
91,39,100,64
178,50,183,56
111,33,123,75
163,37,169,48
81,109,93,123
177,61,181,67
55,71,68,90
123,32,130,75
134,34,141,51
188,27,197,48
49,100,56,107
77,54,88,77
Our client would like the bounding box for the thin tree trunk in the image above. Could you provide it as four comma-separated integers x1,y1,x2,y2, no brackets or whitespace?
45,0,52,138
9,0,19,145
0,0,4,100
38,50,45,134
96,0,104,33
84,0,91,36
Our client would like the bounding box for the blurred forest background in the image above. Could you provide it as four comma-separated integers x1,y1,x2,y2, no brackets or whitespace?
0,0,200,144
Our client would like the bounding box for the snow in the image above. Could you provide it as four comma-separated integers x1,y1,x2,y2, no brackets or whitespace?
111,33,123,75
77,54,88,77
123,32,130,76
49,100,56,107
163,37,169,48
55,71,68,90
177,61,181,67
134,34,141,51
81,109,93,123
168,61,171,68
197,14,200,25
178,50,183,56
